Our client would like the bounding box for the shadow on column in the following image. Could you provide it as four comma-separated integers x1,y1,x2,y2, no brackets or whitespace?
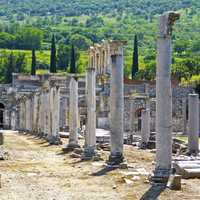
140,184,166,200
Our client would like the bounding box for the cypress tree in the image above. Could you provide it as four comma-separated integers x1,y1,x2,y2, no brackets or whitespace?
132,35,139,79
70,44,76,74
5,52,15,83
50,34,57,73
31,49,36,75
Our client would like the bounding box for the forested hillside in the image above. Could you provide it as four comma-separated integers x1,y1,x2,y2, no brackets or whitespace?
0,0,199,89
1,0,199,18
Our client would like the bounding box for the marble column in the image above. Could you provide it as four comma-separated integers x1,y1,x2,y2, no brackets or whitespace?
153,12,180,183
188,94,199,154
19,101,23,131
129,100,136,133
48,86,61,144
11,108,16,131
141,109,150,147
64,77,80,150
84,67,96,157
33,93,39,134
182,98,187,134
108,41,125,165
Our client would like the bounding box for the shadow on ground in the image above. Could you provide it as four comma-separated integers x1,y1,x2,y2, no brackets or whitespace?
140,184,166,200
91,165,118,176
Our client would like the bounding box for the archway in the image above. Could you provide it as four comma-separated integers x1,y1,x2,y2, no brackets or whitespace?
0,103,5,128
135,107,145,131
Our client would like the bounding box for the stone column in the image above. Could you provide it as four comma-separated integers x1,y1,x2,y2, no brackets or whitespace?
108,41,125,165
129,100,136,133
182,98,187,134
19,101,23,131
153,12,180,183
46,89,51,139
188,94,199,154
140,109,150,147
48,86,61,144
11,108,16,131
25,98,31,132
63,77,80,150
84,68,96,158
32,94,37,133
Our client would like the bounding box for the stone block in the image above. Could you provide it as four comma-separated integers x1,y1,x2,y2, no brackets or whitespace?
167,175,182,190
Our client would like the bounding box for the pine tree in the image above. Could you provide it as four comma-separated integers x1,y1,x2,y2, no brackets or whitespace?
31,49,36,75
70,44,76,74
132,35,139,79
50,34,57,73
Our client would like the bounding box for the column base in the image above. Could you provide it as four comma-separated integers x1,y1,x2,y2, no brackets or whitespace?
82,146,96,160
151,168,171,185
62,142,80,152
107,152,124,166
47,135,62,145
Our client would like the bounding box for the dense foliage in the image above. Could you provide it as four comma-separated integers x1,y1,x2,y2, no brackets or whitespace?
0,0,199,88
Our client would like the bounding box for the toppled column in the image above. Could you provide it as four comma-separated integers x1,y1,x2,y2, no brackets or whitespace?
182,98,187,134
140,109,150,148
84,67,96,158
63,77,80,151
153,12,180,183
108,41,126,165
188,94,199,155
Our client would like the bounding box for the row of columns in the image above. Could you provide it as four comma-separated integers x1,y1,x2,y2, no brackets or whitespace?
9,12,199,186
14,85,61,144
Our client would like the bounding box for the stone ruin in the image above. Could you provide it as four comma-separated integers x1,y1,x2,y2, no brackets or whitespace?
0,12,199,188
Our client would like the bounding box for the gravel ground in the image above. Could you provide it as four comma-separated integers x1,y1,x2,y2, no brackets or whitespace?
0,131,200,200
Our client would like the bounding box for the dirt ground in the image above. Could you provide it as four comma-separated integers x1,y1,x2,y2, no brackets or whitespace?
0,131,200,200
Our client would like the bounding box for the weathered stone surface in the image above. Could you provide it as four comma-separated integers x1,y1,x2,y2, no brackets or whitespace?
167,175,182,190
153,12,180,183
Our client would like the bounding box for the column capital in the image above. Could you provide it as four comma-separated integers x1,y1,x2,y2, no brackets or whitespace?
109,40,127,56
158,12,180,37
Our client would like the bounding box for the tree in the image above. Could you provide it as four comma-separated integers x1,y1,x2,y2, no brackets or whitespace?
4,52,15,83
15,27,43,50
132,35,139,79
70,34,92,50
50,34,57,73
69,44,76,74
15,53,26,73
57,44,70,71
31,49,36,75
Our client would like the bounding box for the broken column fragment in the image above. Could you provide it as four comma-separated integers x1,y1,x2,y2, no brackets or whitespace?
63,77,80,151
188,93,199,155
140,109,150,148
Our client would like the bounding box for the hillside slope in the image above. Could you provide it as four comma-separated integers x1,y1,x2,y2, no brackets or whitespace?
0,0,199,17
